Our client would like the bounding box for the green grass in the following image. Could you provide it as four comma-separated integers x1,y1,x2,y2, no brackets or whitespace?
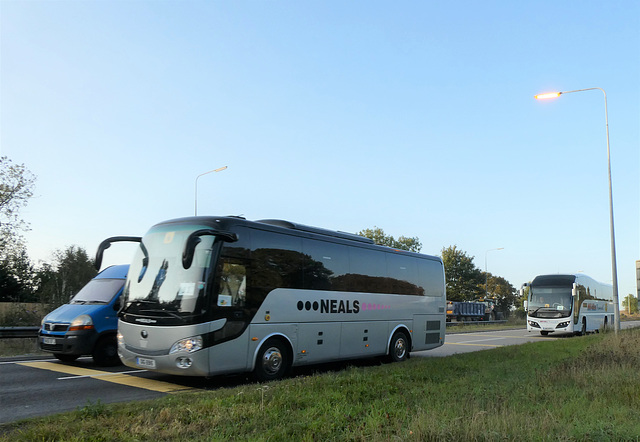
0,338,43,357
2,328,640,441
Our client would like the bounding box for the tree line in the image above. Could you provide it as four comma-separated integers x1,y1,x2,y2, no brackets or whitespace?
0,156,97,308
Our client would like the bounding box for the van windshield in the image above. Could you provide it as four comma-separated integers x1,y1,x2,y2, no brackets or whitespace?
71,279,125,304
121,224,216,321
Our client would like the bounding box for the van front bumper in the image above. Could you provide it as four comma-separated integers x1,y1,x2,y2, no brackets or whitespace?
39,330,97,356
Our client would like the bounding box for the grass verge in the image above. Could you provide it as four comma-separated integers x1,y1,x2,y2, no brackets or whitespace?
0,338,44,357
2,328,640,440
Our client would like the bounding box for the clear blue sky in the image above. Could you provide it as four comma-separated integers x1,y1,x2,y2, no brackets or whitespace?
1,1,638,301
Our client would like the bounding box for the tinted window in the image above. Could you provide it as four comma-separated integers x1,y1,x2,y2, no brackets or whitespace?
345,246,388,293
386,253,423,296
302,239,349,290
418,259,445,297
249,229,303,304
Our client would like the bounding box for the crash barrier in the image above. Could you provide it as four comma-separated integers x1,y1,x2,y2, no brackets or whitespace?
0,327,40,339
446,320,507,327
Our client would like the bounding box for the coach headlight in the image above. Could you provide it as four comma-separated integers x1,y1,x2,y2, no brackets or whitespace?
528,320,540,329
556,321,570,329
170,336,203,354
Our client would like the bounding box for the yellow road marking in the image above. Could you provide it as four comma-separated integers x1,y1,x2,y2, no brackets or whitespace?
18,361,193,393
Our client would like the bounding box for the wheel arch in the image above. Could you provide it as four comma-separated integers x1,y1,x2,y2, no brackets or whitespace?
251,333,294,371
387,324,412,354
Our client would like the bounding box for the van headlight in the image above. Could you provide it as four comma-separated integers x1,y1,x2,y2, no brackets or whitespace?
68,315,94,331
170,336,203,354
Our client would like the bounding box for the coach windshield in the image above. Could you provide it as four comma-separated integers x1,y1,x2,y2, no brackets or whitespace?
120,224,218,324
528,286,573,318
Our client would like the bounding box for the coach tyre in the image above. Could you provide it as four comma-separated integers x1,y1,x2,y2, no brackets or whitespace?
254,338,290,382
389,330,409,363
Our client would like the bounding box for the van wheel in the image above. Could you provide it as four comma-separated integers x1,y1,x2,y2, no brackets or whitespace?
388,331,409,363
54,354,79,363
254,338,290,382
92,336,121,366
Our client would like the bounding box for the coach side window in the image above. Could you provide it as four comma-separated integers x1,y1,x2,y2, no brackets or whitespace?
302,239,349,291
386,253,422,296
347,247,388,293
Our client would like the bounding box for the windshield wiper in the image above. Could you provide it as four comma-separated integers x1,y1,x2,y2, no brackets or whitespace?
121,299,159,314
139,309,187,323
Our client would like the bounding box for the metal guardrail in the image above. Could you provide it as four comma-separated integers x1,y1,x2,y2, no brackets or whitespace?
446,320,507,327
0,326,40,339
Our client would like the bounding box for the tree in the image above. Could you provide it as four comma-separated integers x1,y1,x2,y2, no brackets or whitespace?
35,246,97,308
0,243,35,302
622,294,638,315
0,157,36,301
484,273,517,316
440,245,484,302
357,227,422,252
0,156,36,257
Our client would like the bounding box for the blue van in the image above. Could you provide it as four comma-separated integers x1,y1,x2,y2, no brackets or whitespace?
39,265,128,366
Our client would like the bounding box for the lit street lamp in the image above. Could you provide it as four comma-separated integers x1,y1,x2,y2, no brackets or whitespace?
194,166,228,216
534,87,620,333
485,247,504,298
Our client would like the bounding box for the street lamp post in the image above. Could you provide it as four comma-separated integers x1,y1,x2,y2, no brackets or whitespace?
194,166,228,216
534,87,620,333
485,247,504,298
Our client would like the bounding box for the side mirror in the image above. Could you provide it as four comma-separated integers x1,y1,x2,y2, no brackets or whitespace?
95,236,142,270
523,300,528,310
182,229,238,269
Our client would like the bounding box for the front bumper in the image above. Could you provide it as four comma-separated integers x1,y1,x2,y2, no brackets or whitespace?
39,330,97,356
118,343,210,376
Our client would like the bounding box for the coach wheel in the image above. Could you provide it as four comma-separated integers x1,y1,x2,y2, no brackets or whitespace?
388,331,409,363
54,354,79,363
92,336,121,367
254,338,290,382
579,319,587,336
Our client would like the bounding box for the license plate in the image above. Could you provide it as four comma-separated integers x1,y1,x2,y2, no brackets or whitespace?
136,357,156,369
43,337,56,345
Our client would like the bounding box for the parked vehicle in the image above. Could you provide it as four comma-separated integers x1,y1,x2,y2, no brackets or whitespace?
474,296,504,321
446,301,486,322
39,265,128,366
